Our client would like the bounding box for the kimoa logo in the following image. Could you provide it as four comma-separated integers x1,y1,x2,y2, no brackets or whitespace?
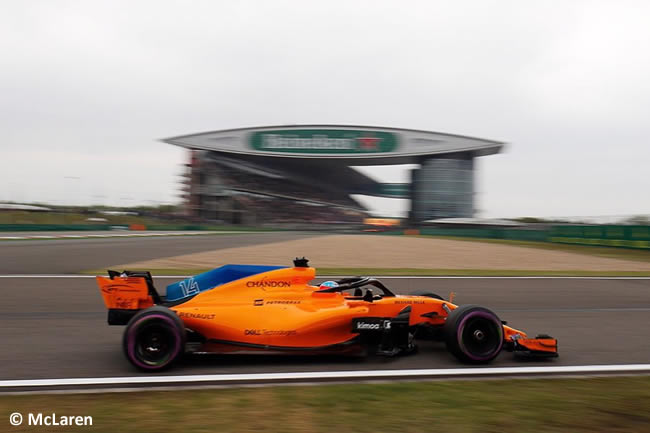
356,322,382,330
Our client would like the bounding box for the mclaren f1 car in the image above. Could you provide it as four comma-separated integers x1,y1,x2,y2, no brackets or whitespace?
96,258,558,371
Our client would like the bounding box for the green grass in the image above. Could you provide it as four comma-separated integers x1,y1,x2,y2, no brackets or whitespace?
420,235,650,262
82,267,650,277
3,377,650,432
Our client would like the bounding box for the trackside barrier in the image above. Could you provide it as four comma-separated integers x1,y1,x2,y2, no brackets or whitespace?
384,225,650,250
399,227,549,242
0,223,273,232
549,225,650,249
0,224,112,231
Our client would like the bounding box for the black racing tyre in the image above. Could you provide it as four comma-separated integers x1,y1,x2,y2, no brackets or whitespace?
123,306,186,371
444,305,503,364
409,290,443,300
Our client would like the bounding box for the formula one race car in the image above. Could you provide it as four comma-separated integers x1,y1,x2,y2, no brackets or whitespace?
96,258,558,371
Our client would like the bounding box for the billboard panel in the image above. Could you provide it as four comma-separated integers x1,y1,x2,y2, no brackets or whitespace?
249,129,398,154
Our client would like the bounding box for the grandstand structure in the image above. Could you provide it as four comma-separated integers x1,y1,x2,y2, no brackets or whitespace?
162,125,503,225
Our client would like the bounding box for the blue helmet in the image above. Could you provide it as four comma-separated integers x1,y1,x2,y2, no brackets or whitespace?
319,280,339,290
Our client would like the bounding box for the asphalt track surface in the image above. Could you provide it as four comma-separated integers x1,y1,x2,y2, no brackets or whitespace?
0,231,322,274
0,234,648,383
2,276,650,381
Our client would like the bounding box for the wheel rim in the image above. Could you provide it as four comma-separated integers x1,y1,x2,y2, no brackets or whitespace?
135,323,174,365
458,313,502,360
126,314,181,369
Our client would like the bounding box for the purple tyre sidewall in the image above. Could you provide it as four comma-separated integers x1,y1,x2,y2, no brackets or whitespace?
125,313,182,370
456,310,503,362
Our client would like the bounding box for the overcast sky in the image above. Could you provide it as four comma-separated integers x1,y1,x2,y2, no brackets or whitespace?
2,1,649,218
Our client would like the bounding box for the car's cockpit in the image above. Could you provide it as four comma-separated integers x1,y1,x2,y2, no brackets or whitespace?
316,277,396,302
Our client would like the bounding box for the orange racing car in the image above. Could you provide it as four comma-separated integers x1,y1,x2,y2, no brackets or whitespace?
96,258,558,371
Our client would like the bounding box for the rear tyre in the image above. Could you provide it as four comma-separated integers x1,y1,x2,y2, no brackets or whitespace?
123,306,186,371
444,305,503,364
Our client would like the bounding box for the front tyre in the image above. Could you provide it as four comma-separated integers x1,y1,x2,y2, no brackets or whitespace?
444,305,503,364
123,306,186,371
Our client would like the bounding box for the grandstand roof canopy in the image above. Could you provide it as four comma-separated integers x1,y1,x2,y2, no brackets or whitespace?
162,125,504,165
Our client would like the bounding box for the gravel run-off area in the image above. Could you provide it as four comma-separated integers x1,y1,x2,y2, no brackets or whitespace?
117,235,650,271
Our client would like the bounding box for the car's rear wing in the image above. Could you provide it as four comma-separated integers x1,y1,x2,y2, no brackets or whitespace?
96,270,162,325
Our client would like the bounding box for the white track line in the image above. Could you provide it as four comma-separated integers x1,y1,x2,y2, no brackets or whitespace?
2,364,650,389
0,275,649,280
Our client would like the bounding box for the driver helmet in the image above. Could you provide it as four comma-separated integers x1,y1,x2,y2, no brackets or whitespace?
319,280,339,290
